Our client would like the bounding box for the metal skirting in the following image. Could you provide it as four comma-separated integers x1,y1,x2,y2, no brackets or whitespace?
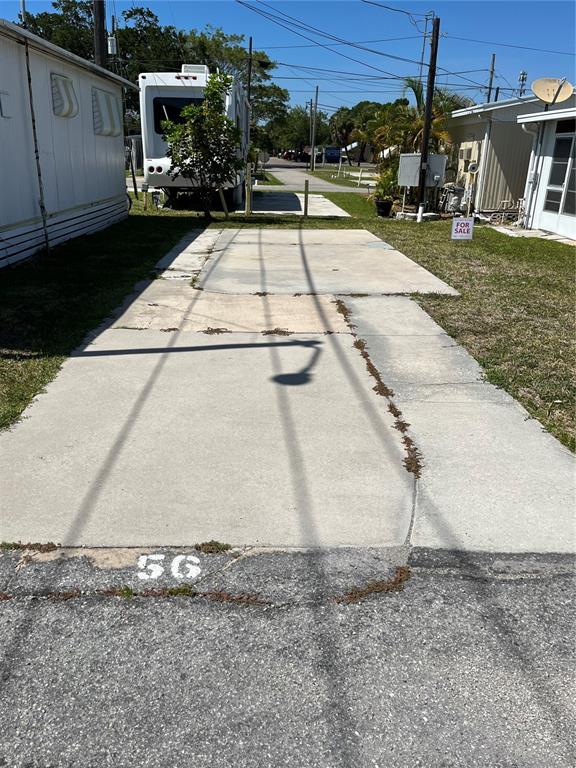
0,196,128,267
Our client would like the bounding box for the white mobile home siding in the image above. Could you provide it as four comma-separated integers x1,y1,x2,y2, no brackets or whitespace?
446,99,538,213
0,22,131,267
476,122,533,210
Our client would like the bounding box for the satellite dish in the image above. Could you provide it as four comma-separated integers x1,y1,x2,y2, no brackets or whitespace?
531,78,574,105
468,162,479,174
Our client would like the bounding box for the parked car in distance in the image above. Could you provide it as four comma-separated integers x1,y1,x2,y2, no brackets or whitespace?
324,146,341,163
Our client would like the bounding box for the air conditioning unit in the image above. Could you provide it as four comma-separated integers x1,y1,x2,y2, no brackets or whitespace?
181,64,210,75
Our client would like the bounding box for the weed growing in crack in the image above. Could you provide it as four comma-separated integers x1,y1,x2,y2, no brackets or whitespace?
335,298,424,478
335,566,411,604
402,437,423,478
203,591,269,606
333,299,352,324
201,327,229,335
262,328,292,336
49,589,82,602
195,540,232,554
0,541,58,553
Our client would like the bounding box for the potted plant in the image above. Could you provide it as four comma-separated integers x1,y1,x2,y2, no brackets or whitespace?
370,167,397,217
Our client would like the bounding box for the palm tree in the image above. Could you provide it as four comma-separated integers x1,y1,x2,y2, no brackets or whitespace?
328,108,355,164
370,80,472,158
402,77,473,152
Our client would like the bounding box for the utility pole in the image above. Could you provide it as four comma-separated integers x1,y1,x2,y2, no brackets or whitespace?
416,15,440,223
310,85,319,171
486,53,496,102
418,14,430,83
19,0,27,28
247,36,253,104
93,0,107,68
245,37,253,216
518,70,527,97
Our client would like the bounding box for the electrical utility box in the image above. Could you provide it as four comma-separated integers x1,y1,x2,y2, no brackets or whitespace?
397,153,447,188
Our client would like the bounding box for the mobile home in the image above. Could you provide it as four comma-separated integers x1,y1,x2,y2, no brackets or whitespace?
0,19,135,267
139,65,249,206
445,97,538,214
518,98,575,239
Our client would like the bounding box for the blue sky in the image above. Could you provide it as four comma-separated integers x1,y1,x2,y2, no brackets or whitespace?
2,0,575,111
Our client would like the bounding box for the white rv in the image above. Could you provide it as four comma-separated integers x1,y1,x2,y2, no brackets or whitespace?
139,65,249,206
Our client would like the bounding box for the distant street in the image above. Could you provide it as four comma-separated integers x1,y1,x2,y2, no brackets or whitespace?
262,157,376,193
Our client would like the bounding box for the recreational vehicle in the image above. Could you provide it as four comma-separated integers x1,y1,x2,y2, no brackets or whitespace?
139,65,249,206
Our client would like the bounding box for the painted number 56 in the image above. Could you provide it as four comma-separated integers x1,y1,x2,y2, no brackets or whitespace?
136,554,202,581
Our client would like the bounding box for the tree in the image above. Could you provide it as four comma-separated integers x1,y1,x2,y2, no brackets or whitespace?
395,78,473,152
329,107,355,163
161,72,243,218
348,101,384,164
182,27,289,130
117,7,184,110
22,0,94,59
18,2,289,131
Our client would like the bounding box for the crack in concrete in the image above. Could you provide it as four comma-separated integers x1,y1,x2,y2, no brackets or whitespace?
333,298,424,479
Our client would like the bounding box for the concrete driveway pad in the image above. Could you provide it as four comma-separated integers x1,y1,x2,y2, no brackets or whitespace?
113,281,349,333
154,229,222,278
199,229,458,295
251,192,350,217
0,329,413,547
346,296,575,553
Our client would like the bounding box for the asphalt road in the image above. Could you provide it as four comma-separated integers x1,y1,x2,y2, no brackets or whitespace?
0,548,574,768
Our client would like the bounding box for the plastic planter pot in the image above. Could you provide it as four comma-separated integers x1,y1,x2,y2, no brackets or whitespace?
375,199,393,218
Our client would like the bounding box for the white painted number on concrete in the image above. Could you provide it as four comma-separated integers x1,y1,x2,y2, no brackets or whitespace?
171,554,201,580
137,554,165,580
136,553,201,581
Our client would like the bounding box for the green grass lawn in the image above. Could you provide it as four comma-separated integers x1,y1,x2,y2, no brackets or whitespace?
2,192,574,450
323,193,575,450
309,169,375,189
253,170,283,186
0,211,197,430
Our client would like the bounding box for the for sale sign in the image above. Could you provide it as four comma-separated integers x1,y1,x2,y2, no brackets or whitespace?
451,217,474,240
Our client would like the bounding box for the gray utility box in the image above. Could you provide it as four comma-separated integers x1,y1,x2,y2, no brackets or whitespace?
398,153,447,188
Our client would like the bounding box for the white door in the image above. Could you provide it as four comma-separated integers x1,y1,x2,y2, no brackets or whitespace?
536,118,576,238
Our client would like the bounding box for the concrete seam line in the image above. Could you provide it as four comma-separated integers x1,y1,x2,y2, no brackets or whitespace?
404,475,419,547
332,298,424,478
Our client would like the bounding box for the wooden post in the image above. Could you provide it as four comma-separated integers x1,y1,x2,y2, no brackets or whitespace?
245,163,252,215
129,148,138,200
218,188,229,220
417,16,440,222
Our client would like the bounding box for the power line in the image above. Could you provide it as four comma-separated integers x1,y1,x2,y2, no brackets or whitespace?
444,33,573,56
252,0,427,67
274,61,488,80
256,35,422,50
237,1,490,90
236,0,421,78
360,1,429,19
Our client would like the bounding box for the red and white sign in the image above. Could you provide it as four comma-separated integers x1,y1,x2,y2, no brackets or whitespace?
451,217,474,240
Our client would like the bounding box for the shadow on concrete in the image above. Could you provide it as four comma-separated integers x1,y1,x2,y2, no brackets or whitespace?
252,192,303,213
73,339,322,358
256,226,361,767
